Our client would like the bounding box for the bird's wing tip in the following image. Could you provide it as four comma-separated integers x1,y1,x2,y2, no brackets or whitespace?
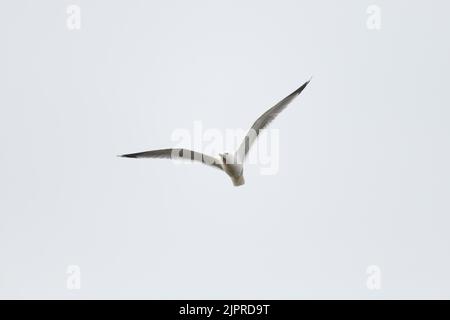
293,78,312,95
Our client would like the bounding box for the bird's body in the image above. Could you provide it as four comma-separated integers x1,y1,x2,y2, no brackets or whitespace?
120,79,311,186
219,153,245,186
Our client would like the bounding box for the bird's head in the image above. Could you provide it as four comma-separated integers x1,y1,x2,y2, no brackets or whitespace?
219,152,230,164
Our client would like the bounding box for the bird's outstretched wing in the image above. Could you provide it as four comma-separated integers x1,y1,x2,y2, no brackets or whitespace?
119,148,223,170
235,79,311,162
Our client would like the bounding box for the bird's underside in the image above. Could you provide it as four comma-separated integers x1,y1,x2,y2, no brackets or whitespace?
120,79,311,186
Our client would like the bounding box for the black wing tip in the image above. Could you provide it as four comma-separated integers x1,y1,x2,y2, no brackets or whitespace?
294,78,312,95
118,154,137,158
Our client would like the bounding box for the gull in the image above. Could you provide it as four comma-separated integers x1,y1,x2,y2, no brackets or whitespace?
119,79,311,186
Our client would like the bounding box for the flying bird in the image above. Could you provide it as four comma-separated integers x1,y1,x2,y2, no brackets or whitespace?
120,79,311,186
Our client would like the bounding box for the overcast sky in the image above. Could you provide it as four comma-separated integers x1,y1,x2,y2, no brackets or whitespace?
1,0,450,299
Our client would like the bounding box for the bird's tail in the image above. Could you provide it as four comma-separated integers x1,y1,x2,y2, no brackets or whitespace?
231,175,245,187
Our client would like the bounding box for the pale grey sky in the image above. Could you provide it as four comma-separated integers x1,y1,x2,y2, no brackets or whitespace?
0,0,449,299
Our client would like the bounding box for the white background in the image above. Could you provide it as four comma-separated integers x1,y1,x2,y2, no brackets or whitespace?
1,0,449,298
